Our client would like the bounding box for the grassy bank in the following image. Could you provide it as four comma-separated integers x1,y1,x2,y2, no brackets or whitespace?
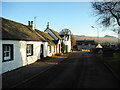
95,53,120,76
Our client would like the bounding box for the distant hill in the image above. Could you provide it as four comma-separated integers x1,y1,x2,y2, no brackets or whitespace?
74,35,118,44
104,35,116,38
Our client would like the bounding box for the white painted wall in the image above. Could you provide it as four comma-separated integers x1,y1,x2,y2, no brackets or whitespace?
1,40,47,74
56,40,61,53
47,45,58,56
47,45,54,56
43,42,48,58
26,41,42,65
63,35,71,52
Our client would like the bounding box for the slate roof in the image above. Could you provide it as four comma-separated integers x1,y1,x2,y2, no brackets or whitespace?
45,28,62,40
35,30,55,45
1,17,46,42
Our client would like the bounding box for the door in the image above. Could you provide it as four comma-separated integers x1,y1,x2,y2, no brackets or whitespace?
40,44,44,59
59,44,61,53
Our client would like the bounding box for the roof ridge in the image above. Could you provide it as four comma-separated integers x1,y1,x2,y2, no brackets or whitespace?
2,17,44,41
48,28,62,40
2,17,28,27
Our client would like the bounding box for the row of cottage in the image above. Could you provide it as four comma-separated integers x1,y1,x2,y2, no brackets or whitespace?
0,17,71,74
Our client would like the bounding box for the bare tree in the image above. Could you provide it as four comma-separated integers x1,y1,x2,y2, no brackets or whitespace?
91,1,120,28
91,1,120,45
60,29,71,35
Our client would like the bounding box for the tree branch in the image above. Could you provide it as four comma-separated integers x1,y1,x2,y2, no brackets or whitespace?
110,10,120,26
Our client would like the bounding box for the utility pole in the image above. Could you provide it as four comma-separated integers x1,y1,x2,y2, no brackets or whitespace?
91,26,102,49
91,26,99,43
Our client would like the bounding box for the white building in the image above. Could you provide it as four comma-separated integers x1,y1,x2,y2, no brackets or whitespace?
0,18,48,74
0,18,72,74
35,30,56,56
44,22,62,54
60,34,71,53
60,29,72,53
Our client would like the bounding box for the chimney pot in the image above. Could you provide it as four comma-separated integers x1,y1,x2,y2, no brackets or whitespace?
47,22,50,28
28,21,31,26
31,21,34,30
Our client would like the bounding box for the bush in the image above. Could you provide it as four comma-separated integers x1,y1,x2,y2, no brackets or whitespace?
103,48,114,57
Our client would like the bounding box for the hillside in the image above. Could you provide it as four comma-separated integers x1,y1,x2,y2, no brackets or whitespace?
74,35,119,44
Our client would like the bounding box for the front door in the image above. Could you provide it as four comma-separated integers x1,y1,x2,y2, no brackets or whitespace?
59,44,61,53
40,44,44,59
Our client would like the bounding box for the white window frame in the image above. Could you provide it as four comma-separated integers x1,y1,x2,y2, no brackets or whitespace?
27,44,33,56
3,44,14,62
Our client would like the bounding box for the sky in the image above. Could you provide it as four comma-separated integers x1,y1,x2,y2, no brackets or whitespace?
1,1,118,37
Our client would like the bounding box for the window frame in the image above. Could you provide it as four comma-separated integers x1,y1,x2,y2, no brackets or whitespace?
2,44,14,62
26,44,33,57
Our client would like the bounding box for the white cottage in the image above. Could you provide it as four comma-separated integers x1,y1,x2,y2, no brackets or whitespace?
60,34,71,53
59,29,72,53
0,17,48,74
44,22,62,54
35,30,56,56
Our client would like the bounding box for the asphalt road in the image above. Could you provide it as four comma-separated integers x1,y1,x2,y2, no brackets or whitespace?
15,52,119,88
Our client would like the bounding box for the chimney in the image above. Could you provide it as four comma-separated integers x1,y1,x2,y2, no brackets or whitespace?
28,21,31,26
31,21,34,30
47,22,50,29
28,21,35,30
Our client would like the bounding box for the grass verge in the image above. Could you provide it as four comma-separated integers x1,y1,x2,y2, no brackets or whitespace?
95,53,120,76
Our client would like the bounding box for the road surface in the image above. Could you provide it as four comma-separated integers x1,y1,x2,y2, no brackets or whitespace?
14,52,119,88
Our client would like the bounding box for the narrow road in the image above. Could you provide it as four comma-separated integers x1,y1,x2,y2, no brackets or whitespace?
15,52,119,88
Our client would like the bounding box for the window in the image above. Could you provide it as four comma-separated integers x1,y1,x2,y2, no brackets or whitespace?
27,44,33,56
3,44,14,62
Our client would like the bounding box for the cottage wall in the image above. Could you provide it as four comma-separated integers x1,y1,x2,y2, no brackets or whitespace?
43,42,48,58
47,45,54,56
1,40,47,74
56,40,61,53
63,35,71,52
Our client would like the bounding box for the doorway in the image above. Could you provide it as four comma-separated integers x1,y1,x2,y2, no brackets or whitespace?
59,44,61,53
40,44,44,59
